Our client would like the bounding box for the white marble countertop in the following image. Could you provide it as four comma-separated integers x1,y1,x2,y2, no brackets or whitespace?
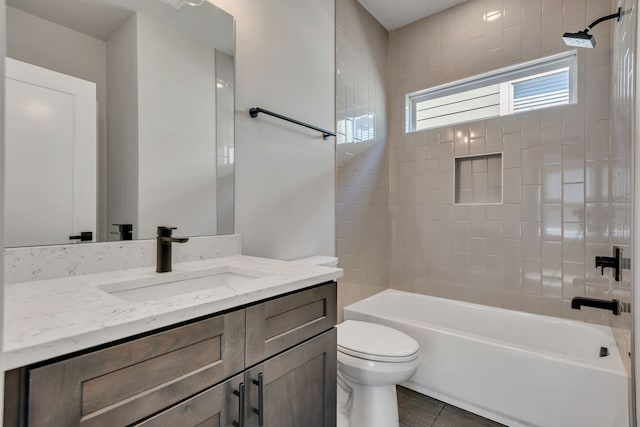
3,255,343,370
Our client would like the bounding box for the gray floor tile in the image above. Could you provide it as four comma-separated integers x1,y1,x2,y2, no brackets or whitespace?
397,386,505,427
432,405,505,427
400,409,437,427
398,386,444,419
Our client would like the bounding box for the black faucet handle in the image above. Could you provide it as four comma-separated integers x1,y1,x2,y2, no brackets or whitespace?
112,224,133,241
157,226,178,237
594,247,621,281
69,231,93,242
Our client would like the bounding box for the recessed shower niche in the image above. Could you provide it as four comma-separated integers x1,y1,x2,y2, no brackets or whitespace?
455,153,502,204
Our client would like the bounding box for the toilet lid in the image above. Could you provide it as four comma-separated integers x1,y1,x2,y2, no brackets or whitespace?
337,320,419,363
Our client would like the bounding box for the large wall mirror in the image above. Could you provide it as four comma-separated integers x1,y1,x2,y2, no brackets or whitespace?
4,0,235,247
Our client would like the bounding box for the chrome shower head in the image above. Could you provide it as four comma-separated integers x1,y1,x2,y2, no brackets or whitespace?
562,7,621,48
562,31,596,48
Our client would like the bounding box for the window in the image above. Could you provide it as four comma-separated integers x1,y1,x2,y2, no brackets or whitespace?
509,68,571,113
406,51,577,133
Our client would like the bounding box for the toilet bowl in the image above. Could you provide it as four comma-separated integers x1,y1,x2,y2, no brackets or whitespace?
336,320,420,427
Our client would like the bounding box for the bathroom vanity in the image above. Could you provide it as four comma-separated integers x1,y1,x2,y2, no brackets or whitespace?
1,0,341,424
2,237,341,427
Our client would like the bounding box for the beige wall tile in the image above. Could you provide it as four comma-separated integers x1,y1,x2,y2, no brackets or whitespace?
609,0,635,351
522,149,542,184
360,0,621,328
503,168,522,203
563,143,586,183
336,0,390,306
542,203,562,241
563,183,585,222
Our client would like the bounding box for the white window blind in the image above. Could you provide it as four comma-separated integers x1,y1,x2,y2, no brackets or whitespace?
415,84,501,131
510,68,570,113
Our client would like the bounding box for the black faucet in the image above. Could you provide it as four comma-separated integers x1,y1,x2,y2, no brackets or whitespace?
571,297,620,315
156,226,189,273
112,224,133,241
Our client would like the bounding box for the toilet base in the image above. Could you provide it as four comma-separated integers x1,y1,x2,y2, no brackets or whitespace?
337,372,400,427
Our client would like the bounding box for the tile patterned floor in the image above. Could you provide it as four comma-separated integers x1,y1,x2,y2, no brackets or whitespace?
398,386,505,427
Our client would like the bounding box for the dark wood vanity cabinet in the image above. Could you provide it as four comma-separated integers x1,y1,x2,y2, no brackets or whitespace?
24,310,245,427
245,329,337,427
4,282,337,427
246,283,337,366
134,373,245,427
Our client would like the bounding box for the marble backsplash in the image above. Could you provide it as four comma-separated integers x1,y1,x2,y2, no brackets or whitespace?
5,234,242,284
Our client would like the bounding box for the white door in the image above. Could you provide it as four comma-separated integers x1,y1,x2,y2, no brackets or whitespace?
5,58,97,247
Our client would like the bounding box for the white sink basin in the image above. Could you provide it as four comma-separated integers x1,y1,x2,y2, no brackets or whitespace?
99,266,268,303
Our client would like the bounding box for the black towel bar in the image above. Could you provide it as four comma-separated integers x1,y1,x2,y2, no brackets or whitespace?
249,107,336,140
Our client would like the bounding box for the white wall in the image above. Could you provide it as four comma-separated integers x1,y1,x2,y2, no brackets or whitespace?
6,6,108,240
208,0,336,260
136,13,217,239
634,3,640,423
0,0,5,413
106,14,218,240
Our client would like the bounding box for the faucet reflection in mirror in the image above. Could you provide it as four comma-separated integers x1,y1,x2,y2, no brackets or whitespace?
4,0,235,247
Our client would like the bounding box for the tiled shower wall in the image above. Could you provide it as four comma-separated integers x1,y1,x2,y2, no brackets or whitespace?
388,0,618,324
610,0,636,366
336,0,389,320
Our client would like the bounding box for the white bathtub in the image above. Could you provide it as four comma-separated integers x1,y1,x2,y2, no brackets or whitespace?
343,290,629,427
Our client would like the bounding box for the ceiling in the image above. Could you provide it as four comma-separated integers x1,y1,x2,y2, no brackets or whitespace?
7,0,133,41
6,0,235,55
358,0,468,31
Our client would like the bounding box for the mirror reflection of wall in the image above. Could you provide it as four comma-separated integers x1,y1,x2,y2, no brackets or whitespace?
4,0,235,247
215,50,235,236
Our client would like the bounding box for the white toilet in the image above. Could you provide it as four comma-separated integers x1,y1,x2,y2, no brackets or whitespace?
336,320,420,427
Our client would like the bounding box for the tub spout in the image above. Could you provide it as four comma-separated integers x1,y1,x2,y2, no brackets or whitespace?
571,297,620,315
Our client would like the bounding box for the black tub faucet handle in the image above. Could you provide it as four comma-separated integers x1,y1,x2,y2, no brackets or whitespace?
595,246,621,282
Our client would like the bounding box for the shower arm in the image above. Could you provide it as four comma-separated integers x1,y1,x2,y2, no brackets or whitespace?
584,7,621,32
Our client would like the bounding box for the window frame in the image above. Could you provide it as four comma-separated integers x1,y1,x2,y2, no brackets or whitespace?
406,50,578,133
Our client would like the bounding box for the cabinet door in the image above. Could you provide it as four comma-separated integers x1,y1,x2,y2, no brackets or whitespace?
246,282,336,366
134,373,245,427
27,310,245,427
245,328,337,427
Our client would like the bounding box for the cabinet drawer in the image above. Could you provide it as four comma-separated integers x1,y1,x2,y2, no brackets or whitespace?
28,309,245,427
246,282,336,366
134,373,244,427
